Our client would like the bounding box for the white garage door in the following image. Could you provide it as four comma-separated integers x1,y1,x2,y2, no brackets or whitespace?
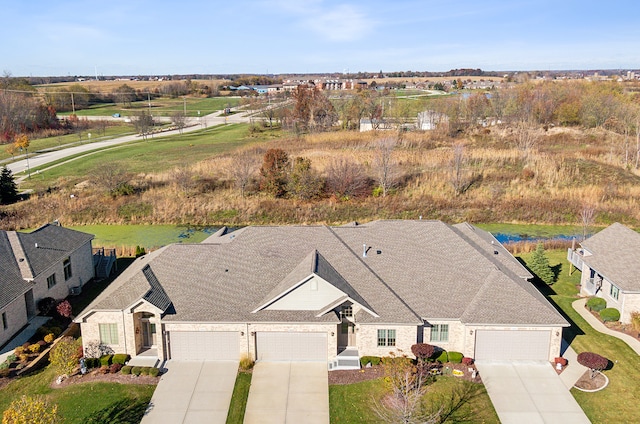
475,330,550,361
256,332,327,362
169,331,239,360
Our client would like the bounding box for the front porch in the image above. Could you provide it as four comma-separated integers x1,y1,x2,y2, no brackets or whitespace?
127,347,163,368
330,348,360,370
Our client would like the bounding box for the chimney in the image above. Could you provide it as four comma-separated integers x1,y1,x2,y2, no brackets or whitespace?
363,243,367,258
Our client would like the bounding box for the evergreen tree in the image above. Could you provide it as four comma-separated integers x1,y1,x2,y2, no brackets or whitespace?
530,243,555,285
0,166,19,204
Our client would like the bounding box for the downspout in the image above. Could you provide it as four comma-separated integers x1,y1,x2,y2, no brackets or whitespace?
121,310,128,355
246,323,250,360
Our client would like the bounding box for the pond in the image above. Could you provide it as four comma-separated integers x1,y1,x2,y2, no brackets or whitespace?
492,233,581,244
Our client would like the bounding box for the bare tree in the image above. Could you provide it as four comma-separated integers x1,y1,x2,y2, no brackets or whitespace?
171,111,187,134
92,163,132,196
133,111,154,140
580,203,596,241
373,137,398,197
228,151,259,198
325,158,369,198
170,166,196,196
514,121,538,160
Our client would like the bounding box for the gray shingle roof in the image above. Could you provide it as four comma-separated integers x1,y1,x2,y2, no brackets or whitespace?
580,223,640,291
0,232,33,309
77,221,567,327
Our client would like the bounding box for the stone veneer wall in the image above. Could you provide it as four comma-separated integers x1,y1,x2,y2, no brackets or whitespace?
0,296,29,347
357,324,417,358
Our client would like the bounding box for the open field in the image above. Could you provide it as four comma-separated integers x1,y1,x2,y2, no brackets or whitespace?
36,79,231,92
519,250,640,424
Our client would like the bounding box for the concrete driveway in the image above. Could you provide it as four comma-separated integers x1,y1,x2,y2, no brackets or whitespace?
476,361,590,424
140,360,238,424
244,362,329,424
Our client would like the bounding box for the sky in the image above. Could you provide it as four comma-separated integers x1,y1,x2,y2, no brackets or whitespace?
2,0,640,76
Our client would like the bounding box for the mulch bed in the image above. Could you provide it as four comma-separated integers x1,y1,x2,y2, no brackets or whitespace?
587,308,640,340
328,363,482,385
574,369,607,391
51,370,159,389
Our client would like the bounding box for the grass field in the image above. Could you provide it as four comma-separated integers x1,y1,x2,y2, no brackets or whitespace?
519,250,640,424
37,79,231,92
57,97,240,118
0,367,154,423
22,123,258,189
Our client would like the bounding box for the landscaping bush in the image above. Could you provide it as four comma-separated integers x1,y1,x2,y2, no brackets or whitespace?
0,361,9,370
18,354,29,363
100,354,113,367
98,365,110,374
112,353,130,365
37,340,47,348
411,343,435,360
14,347,25,356
49,327,62,337
121,365,132,375
448,352,463,363
7,354,17,362
131,366,142,376
28,344,41,354
37,297,57,315
462,357,474,366
148,367,160,377
0,368,11,378
632,311,640,332
239,355,254,371
586,297,606,312
600,308,620,322
577,351,609,378
360,356,382,367
434,350,448,363
110,363,122,373
22,342,31,350
44,333,55,344
140,367,150,376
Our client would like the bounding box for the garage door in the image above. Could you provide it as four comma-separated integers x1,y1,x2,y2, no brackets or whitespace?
256,332,327,361
169,331,239,360
475,330,550,361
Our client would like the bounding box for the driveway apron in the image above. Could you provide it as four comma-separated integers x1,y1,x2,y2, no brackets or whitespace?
140,360,238,424
244,362,329,424
476,361,590,424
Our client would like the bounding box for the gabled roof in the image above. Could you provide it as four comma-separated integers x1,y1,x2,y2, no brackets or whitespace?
0,232,33,310
580,223,640,291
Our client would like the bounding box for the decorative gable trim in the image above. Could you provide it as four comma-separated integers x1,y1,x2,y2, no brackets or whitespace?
315,296,379,319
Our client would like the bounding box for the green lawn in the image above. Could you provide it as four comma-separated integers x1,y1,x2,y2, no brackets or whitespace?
23,123,260,189
519,249,640,424
58,97,240,118
68,225,218,250
226,372,251,424
0,367,155,423
329,377,498,424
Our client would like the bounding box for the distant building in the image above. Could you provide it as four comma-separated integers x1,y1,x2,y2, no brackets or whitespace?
417,110,448,131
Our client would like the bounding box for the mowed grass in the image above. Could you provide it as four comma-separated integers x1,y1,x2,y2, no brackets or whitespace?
0,367,155,424
0,125,135,162
329,377,498,423
226,372,251,424
58,97,240,118
24,123,257,188
519,250,640,424
69,224,218,250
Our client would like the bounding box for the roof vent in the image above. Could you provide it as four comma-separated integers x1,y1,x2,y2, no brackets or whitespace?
35,243,38,248
363,243,367,258
376,250,382,255
494,250,499,255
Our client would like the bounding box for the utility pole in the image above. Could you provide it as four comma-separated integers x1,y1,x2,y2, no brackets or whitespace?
71,92,75,114
183,97,186,116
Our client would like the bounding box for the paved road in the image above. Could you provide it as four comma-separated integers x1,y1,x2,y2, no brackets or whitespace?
140,360,239,424
476,360,590,424
6,108,253,178
244,362,329,424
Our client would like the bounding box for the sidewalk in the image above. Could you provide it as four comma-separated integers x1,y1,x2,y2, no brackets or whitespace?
0,316,50,364
559,343,588,389
572,297,640,355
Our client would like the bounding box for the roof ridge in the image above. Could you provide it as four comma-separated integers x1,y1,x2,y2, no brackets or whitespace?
6,231,34,280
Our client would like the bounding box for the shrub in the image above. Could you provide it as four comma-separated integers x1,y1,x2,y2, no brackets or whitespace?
49,337,81,376
98,365,109,374
586,297,606,312
434,350,448,363
2,395,60,423
140,367,150,376
112,354,130,365
462,357,474,366
49,327,62,337
148,367,160,377
22,342,31,350
55,300,72,318
37,297,57,315
369,356,381,366
100,354,113,367
411,343,435,361
632,311,640,332
18,354,29,363
600,308,620,322
360,356,382,367
37,340,47,348
529,243,555,284
28,344,41,354
85,358,100,369
577,352,609,378
121,366,132,375
14,347,25,356
0,368,11,378
44,333,55,344
131,366,142,376
0,361,9,370
7,354,17,362
239,355,254,371
448,352,463,363
109,363,122,373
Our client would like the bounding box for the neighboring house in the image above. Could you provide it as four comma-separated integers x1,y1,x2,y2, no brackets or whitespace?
568,222,640,324
0,224,95,347
417,110,449,131
75,220,568,368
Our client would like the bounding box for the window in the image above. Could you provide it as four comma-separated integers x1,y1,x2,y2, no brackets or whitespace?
47,274,57,289
99,323,118,344
2,313,7,330
63,257,72,280
610,284,620,301
430,324,449,342
341,305,353,318
377,329,396,347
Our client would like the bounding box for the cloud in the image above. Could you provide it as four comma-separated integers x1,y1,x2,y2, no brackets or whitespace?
302,4,374,41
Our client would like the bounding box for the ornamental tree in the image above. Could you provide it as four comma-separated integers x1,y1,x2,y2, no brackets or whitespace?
530,243,555,285
49,337,81,377
55,300,72,318
2,395,60,424
577,351,608,379
411,343,436,361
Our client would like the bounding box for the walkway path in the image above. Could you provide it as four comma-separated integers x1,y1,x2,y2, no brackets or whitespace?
572,297,640,355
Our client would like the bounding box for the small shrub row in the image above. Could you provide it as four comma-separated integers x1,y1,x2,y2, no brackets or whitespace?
632,311,640,332
448,352,464,364
586,297,606,312
434,351,448,363
600,307,620,322
112,353,130,365
462,357,474,366
100,354,113,366
360,356,382,367
94,364,160,377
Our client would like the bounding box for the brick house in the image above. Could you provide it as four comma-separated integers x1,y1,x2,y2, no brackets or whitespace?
76,220,567,368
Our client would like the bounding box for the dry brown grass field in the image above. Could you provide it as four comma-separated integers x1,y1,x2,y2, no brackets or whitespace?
36,79,230,92
3,119,640,231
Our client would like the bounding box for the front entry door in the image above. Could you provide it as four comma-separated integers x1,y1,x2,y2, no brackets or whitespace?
142,320,157,348
339,321,356,347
